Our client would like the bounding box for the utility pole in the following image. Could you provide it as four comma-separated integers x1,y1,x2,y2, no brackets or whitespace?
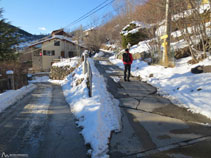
162,0,172,67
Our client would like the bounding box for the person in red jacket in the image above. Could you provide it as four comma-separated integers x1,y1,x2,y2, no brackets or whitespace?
122,48,133,81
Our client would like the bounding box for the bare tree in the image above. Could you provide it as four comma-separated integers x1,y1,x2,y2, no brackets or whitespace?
72,25,84,44
173,0,211,63
84,28,106,52
83,18,107,52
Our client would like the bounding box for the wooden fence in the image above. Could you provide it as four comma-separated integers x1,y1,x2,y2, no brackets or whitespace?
83,52,92,97
0,74,28,93
0,78,9,93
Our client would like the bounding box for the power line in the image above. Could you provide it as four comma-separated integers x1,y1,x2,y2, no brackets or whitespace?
20,0,116,55
65,0,111,28
64,0,115,29
29,0,115,45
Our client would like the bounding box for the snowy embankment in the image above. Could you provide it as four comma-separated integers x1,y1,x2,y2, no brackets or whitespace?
0,84,37,113
62,59,121,158
52,57,80,67
110,55,211,119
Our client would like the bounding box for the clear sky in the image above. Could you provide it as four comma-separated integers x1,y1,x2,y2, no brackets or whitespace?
0,0,115,34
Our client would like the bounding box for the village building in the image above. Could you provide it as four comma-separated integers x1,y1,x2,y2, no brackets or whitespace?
29,29,86,72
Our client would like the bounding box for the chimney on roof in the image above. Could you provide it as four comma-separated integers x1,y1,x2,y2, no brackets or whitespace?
51,29,72,38
51,29,64,37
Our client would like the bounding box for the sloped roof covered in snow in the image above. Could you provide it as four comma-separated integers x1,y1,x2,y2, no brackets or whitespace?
28,30,85,48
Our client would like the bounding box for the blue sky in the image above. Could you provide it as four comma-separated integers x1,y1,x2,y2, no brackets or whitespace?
1,0,115,34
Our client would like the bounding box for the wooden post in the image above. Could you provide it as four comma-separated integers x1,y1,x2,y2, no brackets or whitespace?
83,52,88,74
7,70,15,90
164,0,172,66
161,34,168,67
87,60,92,97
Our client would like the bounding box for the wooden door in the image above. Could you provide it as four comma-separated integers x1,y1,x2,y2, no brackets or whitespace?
61,51,65,58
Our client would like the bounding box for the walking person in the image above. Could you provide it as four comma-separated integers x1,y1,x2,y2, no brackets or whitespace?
122,48,133,81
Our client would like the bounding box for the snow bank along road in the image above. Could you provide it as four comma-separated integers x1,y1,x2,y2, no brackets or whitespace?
0,83,87,158
94,53,211,158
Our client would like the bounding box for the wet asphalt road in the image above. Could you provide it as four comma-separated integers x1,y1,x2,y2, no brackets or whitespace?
0,83,87,158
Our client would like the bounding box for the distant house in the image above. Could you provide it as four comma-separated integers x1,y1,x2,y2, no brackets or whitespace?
29,29,86,72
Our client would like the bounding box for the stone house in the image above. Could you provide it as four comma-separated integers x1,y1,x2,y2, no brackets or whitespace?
29,29,86,72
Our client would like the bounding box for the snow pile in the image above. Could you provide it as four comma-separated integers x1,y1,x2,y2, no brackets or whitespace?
94,51,104,58
105,44,116,49
62,59,121,158
0,84,37,113
52,57,80,67
110,56,211,119
129,40,151,54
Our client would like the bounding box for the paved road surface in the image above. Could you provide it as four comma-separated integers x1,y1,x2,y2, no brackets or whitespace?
94,54,211,158
0,83,87,158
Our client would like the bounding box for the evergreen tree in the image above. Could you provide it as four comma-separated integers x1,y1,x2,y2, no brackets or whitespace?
0,8,20,61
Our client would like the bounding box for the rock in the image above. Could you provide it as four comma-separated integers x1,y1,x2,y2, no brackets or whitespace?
174,47,191,59
203,65,211,73
197,88,202,91
188,59,199,64
191,65,211,74
76,78,84,86
149,74,154,78
191,65,203,74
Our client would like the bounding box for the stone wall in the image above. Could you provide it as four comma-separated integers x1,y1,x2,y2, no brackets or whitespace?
49,66,76,80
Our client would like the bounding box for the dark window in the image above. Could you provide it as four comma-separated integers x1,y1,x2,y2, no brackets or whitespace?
68,51,74,58
61,51,65,58
54,40,60,46
34,52,40,56
43,50,55,56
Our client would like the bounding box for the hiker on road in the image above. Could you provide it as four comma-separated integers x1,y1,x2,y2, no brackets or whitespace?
122,48,133,81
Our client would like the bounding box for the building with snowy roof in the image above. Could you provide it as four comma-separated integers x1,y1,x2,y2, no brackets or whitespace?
28,29,86,72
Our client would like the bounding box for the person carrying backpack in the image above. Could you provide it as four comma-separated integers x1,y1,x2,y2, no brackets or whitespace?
122,48,133,81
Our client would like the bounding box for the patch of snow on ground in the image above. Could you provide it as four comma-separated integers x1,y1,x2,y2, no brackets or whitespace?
0,84,37,113
109,55,124,69
29,75,70,85
94,51,104,58
110,54,211,119
105,70,113,74
99,61,109,65
29,76,50,83
130,40,151,54
62,59,121,158
100,49,115,53
110,76,121,83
